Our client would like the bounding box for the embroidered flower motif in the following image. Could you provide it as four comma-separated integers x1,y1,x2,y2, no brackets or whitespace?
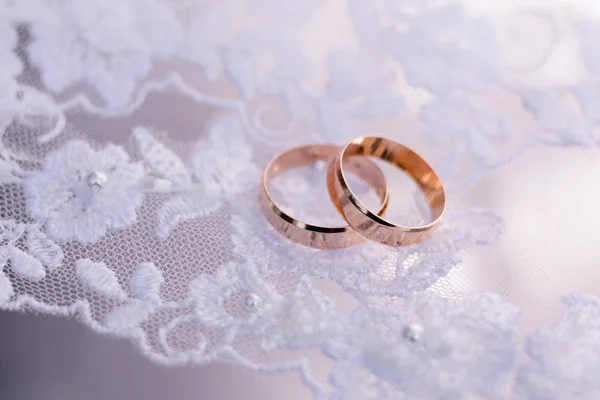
26,0,182,107
23,140,144,244
133,117,260,240
188,260,284,341
266,276,341,350
75,258,165,332
189,115,261,197
185,2,312,97
133,126,221,240
395,4,500,93
0,220,64,287
75,258,128,301
104,262,165,332
423,93,532,188
326,293,519,399
515,294,600,399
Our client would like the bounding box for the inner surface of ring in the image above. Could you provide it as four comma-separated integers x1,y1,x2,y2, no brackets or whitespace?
339,137,446,228
264,144,387,230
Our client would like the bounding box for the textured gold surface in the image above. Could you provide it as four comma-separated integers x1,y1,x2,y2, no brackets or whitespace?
327,136,446,246
260,143,389,249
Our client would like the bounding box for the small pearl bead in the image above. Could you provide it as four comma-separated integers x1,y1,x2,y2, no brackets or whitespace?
86,171,107,191
243,293,261,311
311,160,327,172
403,323,424,342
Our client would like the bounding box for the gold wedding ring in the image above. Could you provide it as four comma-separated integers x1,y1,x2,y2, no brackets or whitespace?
327,136,445,246
260,144,389,249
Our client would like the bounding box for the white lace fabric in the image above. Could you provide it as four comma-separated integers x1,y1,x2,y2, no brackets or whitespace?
1,0,600,398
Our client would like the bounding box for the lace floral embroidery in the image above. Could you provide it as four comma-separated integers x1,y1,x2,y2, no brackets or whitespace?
23,140,144,243
188,260,284,341
516,294,600,399
326,293,519,399
25,0,182,108
188,115,261,197
135,115,260,240
0,220,63,285
0,1,599,399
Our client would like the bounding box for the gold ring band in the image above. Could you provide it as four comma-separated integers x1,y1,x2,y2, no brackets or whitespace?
327,136,446,246
260,143,389,249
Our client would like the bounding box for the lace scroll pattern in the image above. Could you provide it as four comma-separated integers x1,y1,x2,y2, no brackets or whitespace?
1,0,600,398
